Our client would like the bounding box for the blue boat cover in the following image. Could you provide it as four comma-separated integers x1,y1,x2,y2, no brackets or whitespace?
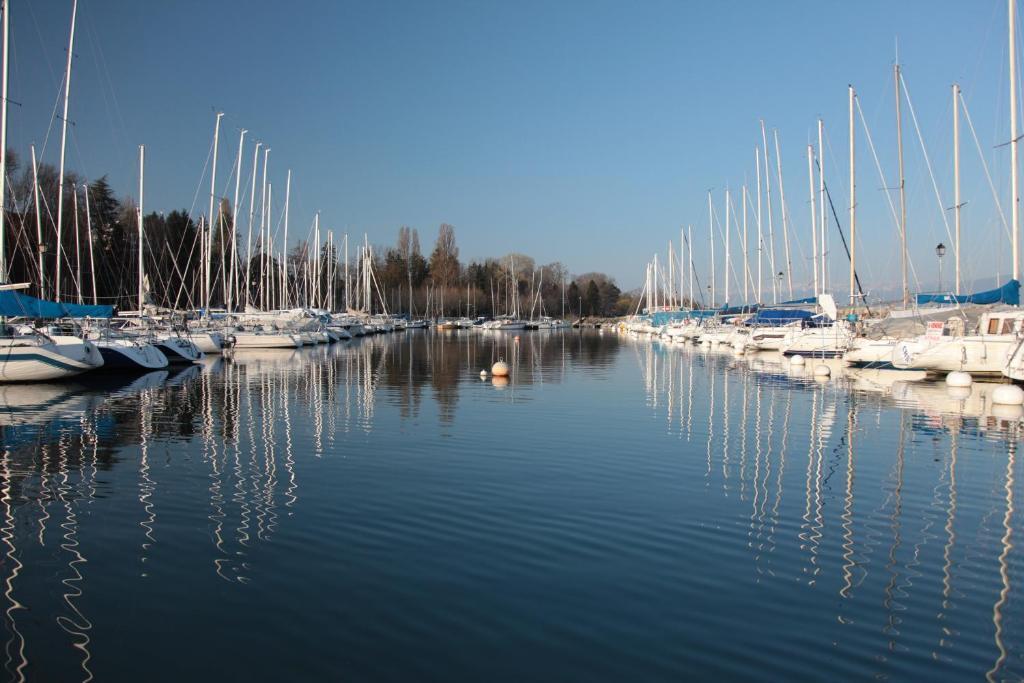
915,279,1019,306
746,309,813,325
0,290,113,318
779,296,817,306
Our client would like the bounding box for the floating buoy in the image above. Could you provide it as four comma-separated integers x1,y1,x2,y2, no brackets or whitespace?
992,384,1024,405
491,360,510,377
790,354,805,366
480,370,488,378
814,364,831,377
945,371,972,388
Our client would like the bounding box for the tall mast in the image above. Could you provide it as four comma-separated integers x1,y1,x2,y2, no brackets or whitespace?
259,147,270,309
849,85,857,307
742,185,748,302
818,119,827,293
265,183,272,309
724,188,731,305
244,141,261,309
344,233,349,311
953,83,962,295
55,0,78,301
73,188,81,304
31,146,43,296
228,128,247,312
205,112,223,311
313,213,320,308
688,225,694,307
283,169,291,309
84,182,97,305
895,62,909,306
761,120,778,303
680,227,685,306
0,0,7,283
807,144,819,297
773,130,794,299
755,147,763,302
1011,0,1020,282
707,191,715,307
137,145,145,312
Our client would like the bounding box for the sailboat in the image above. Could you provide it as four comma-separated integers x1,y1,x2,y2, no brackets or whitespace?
0,2,104,382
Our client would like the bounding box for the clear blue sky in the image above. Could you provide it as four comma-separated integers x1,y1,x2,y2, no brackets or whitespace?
7,0,1020,300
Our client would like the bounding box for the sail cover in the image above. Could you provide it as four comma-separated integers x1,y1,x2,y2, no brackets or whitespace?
0,290,113,318
915,279,1020,306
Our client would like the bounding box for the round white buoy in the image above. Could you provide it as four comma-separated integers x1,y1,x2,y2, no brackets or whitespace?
814,364,831,377
491,360,510,377
945,371,973,388
790,354,805,366
992,384,1024,405
480,370,488,378
993,403,1024,419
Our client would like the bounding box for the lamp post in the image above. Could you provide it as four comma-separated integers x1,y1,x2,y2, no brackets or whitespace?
936,242,946,292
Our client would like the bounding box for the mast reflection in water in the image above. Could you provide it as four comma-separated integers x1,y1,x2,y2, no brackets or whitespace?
0,330,1020,681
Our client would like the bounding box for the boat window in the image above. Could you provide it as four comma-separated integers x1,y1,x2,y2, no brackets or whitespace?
989,318,1002,334
1003,318,1017,334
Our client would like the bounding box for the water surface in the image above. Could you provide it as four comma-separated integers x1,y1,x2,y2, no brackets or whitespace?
0,330,1021,681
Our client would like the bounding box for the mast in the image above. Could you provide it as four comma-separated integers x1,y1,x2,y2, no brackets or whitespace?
895,62,909,306
31,146,43,296
228,128,246,312
953,83,962,295
680,227,685,306
708,191,715,307
55,0,77,301
755,147,763,302
742,186,748,302
725,188,731,305
773,130,794,299
344,233,349,311
73,187,81,304
245,141,261,309
807,145,819,297
84,182,97,304
205,112,223,311
259,147,270,309
283,169,291,308
818,119,827,293
849,85,857,307
0,0,7,283
313,213,320,308
688,225,694,307
137,145,145,312
1011,0,1020,282
761,120,778,303
265,183,272,309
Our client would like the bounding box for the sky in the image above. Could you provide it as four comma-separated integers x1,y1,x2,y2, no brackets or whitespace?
6,0,1022,302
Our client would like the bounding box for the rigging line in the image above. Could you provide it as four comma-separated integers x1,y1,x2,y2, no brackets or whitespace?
959,91,1012,243
854,95,922,292
709,198,743,301
899,71,956,250
815,158,871,317
728,190,756,300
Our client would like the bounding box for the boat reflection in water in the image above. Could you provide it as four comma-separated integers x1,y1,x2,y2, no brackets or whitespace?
0,331,1020,681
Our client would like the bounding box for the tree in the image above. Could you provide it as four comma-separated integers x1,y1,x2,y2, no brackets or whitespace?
567,281,581,316
585,280,600,316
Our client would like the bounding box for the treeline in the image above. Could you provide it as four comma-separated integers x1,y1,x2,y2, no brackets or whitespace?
2,153,636,317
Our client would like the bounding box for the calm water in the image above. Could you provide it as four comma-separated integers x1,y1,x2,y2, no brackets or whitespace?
0,330,1022,681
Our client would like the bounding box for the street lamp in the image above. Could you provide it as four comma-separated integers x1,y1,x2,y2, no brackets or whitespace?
936,242,946,292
